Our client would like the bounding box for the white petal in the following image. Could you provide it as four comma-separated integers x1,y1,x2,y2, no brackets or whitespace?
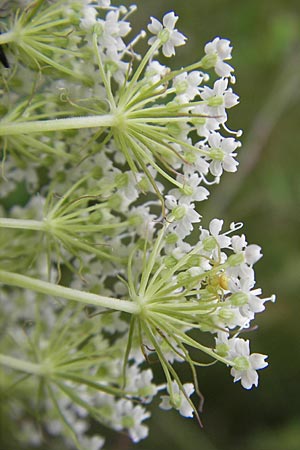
249,353,268,370
245,244,262,264
210,160,223,177
241,369,258,389
214,78,228,95
162,42,175,57
204,37,219,54
208,131,222,148
159,397,171,410
223,155,238,172
216,39,232,59
148,17,162,34
215,60,233,77
163,12,178,29
209,218,223,236
170,30,186,46
224,91,239,108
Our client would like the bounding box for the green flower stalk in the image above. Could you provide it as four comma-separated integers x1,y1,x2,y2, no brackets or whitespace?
0,174,137,275
0,0,90,81
0,1,274,448
0,6,240,208
0,220,272,421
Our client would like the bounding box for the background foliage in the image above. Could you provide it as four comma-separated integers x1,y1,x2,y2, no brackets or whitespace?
110,0,300,449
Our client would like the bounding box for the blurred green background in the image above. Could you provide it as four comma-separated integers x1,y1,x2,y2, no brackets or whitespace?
111,0,300,449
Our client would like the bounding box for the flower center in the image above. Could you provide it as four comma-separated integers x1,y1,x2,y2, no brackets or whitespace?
233,356,250,371
158,28,170,44
207,95,224,107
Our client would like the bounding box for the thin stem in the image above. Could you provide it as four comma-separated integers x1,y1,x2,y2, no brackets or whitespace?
0,218,44,231
0,270,140,315
119,40,161,107
92,32,116,111
152,312,233,366
0,353,45,376
0,30,16,45
139,226,166,298
0,114,116,136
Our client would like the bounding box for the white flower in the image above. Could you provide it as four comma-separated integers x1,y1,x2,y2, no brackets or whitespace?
165,194,178,210
113,169,140,209
145,60,169,87
175,204,201,238
229,236,263,281
204,37,234,78
173,71,203,103
148,12,186,57
200,78,239,122
207,132,240,177
125,367,163,403
98,0,111,7
127,204,158,237
200,218,232,252
166,196,201,238
215,334,268,389
229,277,275,321
116,399,150,442
230,339,268,389
80,435,105,450
80,6,97,31
214,305,249,329
169,173,209,205
96,9,131,51
231,234,247,252
193,106,221,137
170,241,192,259
160,381,195,417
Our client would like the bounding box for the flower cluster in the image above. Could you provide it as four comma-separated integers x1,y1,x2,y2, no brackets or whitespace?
0,1,274,449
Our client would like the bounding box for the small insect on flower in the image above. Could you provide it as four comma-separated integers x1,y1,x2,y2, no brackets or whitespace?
218,273,229,290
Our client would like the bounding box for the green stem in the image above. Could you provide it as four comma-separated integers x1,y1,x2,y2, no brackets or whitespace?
0,218,44,231
0,353,45,376
0,270,140,315
0,30,16,45
0,114,116,136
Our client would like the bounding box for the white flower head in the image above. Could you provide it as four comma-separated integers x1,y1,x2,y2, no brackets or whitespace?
148,12,187,57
